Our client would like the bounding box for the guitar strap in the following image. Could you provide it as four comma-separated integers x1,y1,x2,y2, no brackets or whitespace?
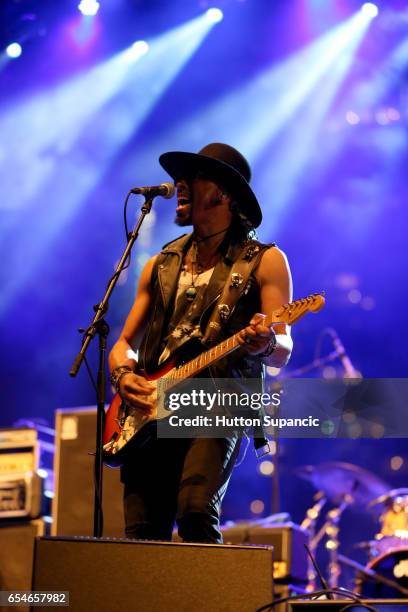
202,240,275,458
202,240,274,346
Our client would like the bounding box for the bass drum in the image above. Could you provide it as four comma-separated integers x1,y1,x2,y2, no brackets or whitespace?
358,548,408,599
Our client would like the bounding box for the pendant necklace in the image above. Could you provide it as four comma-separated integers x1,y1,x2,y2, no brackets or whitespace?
184,227,229,302
185,241,201,302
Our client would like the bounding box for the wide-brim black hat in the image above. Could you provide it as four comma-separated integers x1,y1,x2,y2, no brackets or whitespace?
159,142,262,228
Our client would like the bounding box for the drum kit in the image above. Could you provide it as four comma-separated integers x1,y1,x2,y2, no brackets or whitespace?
298,462,408,599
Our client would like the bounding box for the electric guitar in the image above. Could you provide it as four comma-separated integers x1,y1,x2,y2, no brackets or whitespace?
103,294,325,467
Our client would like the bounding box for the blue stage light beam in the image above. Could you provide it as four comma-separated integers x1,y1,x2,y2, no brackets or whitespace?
135,9,376,240
0,53,12,72
0,12,219,316
253,9,376,237
309,35,408,215
148,8,378,167
349,36,408,111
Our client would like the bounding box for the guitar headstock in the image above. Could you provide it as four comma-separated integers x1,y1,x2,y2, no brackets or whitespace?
272,293,325,325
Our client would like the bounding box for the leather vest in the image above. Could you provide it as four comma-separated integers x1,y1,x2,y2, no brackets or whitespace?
139,233,271,379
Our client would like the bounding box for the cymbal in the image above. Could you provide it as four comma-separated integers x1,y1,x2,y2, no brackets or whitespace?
368,488,408,508
296,462,389,506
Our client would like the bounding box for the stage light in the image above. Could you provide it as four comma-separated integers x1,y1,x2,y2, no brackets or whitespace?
124,40,149,62
259,460,274,476
6,43,22,58
346,110,360,125
361,3,379,18
391,456,404,471
206,8,223,23
78,0,100,17
132,40,149,55
250,499,264,514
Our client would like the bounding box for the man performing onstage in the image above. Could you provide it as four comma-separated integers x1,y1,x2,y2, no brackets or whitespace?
109,143,293,543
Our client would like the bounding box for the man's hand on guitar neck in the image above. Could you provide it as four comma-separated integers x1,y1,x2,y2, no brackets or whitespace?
236,313,275,356
118,371,156,414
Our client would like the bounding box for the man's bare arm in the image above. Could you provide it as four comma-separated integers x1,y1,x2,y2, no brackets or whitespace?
109,256,157,412
236,246,293,367
109,255,156,370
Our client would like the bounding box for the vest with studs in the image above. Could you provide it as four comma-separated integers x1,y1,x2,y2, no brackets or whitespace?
138,233,274,380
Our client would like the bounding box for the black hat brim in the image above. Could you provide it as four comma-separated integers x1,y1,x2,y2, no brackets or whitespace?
159,151,262,228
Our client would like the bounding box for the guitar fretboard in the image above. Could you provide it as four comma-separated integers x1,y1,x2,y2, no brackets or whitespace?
162,332,241,392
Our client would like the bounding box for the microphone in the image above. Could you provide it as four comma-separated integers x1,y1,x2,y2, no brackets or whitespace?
130,182,175,199
329,329,361,379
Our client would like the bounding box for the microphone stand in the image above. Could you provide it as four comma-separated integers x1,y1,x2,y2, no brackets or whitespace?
69,195,154,538
284,349,340,377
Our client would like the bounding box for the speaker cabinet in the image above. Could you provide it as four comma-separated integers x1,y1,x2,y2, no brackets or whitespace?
221,523,308,583
52,407,124,537
0,520,45,612
32,536,274,612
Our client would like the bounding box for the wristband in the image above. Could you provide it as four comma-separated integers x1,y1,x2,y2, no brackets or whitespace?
259,334,277,358
110,365,134,392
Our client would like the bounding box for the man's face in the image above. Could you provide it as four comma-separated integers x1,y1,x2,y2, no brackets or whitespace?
175,174,232,227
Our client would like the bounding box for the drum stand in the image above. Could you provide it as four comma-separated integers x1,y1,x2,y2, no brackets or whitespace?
303,494,352,591
324,497,351,589
301,491,327,591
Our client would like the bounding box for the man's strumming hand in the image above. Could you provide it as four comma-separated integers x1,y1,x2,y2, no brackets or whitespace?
118,372,156,414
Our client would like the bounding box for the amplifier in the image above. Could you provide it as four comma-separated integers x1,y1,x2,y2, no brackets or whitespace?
0,428,39,475
221,522,308,583
0,428,44,521
32,536,274,612
0,519,46,612
52,407,124,537
0,471,45,520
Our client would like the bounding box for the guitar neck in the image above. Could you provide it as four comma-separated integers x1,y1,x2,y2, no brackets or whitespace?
161,294,325,392
163,333,241,391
